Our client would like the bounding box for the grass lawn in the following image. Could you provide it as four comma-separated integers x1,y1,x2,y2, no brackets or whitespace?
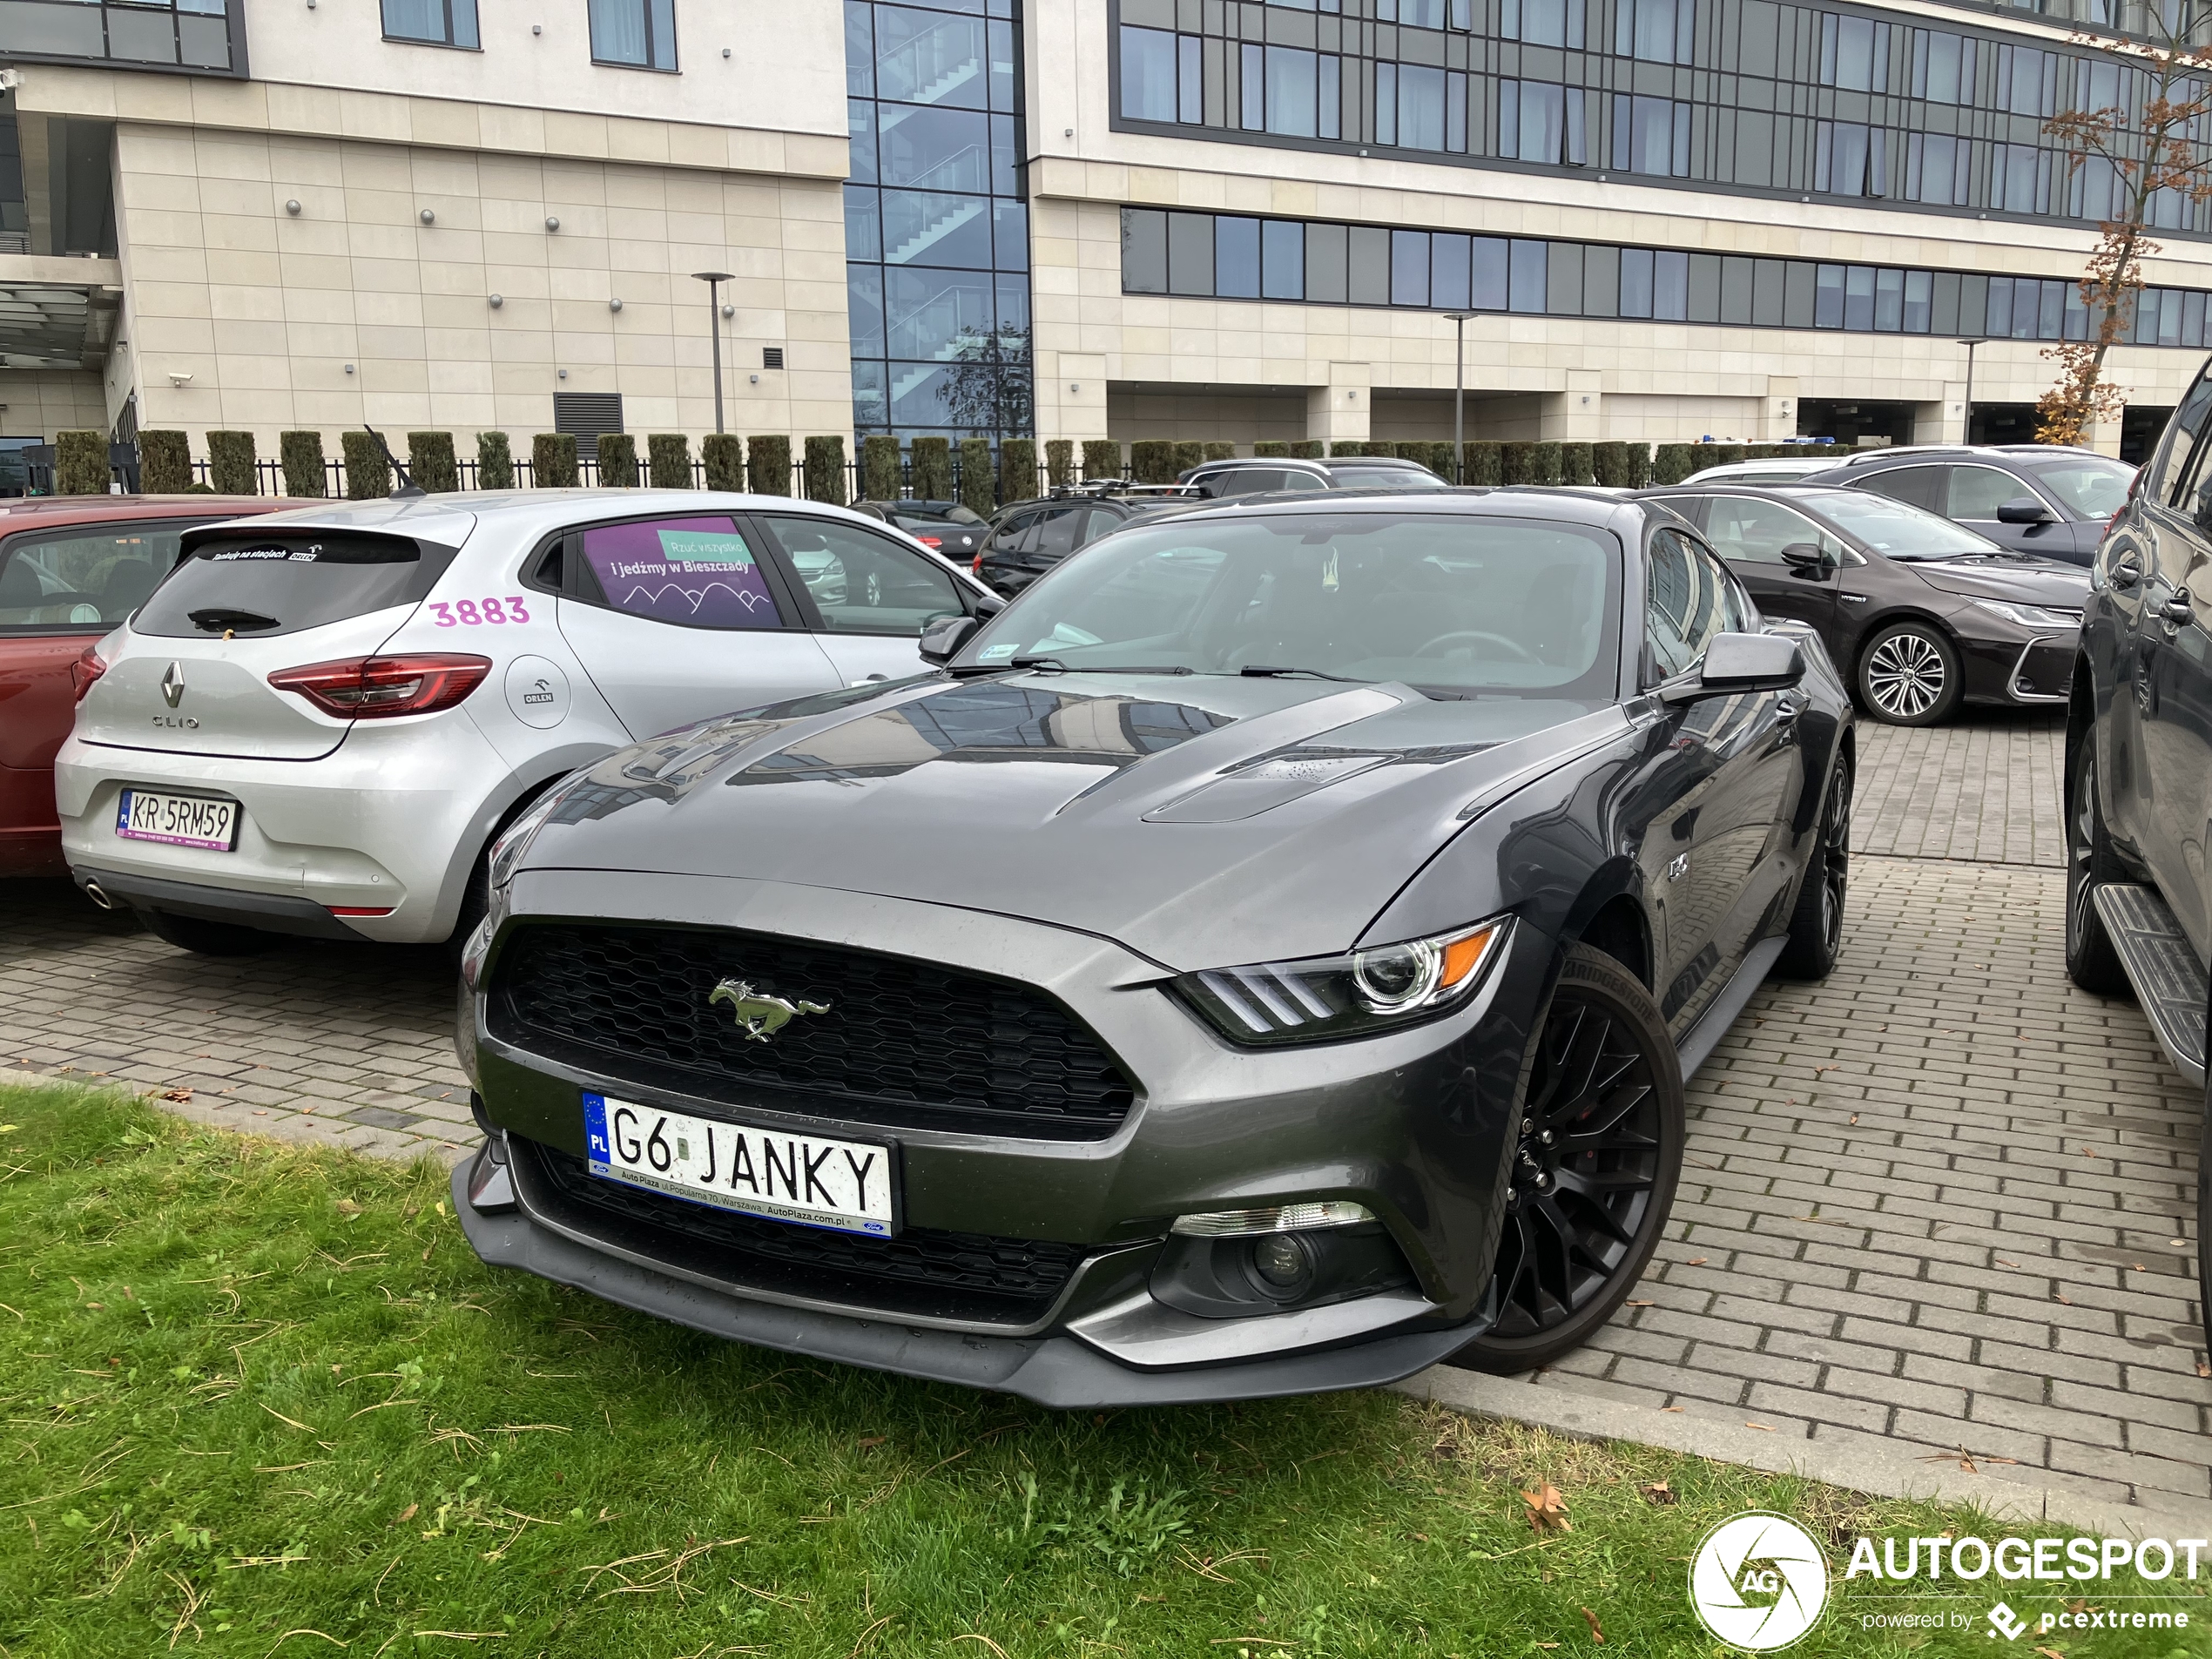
0,1079,2202,1658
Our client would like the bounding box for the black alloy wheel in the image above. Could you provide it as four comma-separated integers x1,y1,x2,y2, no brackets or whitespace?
1450,944,1685,1373
1858,622,1963,725
2064,740,2130,996
1777,753,1851,979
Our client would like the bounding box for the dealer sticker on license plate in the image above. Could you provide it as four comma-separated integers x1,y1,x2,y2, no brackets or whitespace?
114,788,239,851
582,1091,896,1237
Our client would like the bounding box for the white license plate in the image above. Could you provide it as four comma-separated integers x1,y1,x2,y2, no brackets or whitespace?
114,788,239,851
582,1092,896,1238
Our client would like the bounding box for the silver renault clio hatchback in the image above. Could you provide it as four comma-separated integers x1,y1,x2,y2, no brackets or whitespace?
56,489,994,953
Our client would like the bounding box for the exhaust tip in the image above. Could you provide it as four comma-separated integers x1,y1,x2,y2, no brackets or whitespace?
81,880,118,911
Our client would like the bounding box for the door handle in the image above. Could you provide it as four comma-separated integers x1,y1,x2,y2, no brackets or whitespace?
2164,587,2195,625
1775,695,1804,721
2111,556,2141,589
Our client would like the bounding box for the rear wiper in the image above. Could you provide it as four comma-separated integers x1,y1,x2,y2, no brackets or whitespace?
1237,664,1359,681
188,607,280,633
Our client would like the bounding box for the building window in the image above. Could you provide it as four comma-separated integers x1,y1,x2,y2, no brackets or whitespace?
590,0,677,69
1613,95,1688,178
1499,82,1584,165
383,0,478,48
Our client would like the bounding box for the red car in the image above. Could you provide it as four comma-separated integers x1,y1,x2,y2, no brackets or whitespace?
1,496,279,876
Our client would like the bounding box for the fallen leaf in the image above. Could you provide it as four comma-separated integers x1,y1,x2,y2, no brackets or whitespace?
1745,1422,1776,1433
1997,1258,2021,1268
857,1435,887,1451
1848,1113,1858,1124
1580,1607,1606,1643
1624,1299,1655,1308
392,1503,418,1525
335,1199,362,1216
1959,1456,1977,1474
1641,1480,1676,1505
2132,1263,2147,1271
2035,1648,2066,1659
157,1087,192,1103
2197,1362,2210,1379
1521,1482,1571,1535
1662,1406,1684,1413
1686,1257,1708,1267
2081,1146,2098,1158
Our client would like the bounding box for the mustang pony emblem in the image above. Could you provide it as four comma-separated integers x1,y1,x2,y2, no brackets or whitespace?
708,978,830,1042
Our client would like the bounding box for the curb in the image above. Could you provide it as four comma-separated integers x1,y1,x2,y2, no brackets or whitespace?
1393,1366,2212,1541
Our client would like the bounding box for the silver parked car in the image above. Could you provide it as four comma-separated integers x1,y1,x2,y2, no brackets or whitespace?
57,490,993,954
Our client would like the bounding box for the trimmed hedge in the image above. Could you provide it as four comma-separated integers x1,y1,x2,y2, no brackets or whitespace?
1592,441,1649,488
1129,440,1177,484
648,434,691,490
1201,441,1236,462
280,431,326,498
804,435,846,504
1649,443,1699,486
957,438,994,515
1171,440,1204,477
139,430,192,494
998,437,1037,506
343,431,391,498
910,437,952,499
1559,442,1595,488
1045,439,1074,489
408,431,458,494
56,430,109,496
746,435,790,496
596,434,638,489
1080,439,1120,481
1706,442,1747,470
861,435,902,500
476,431,514,490
207,430,258,496
1252,441,1289,457
1329,440,1366,457
532,433,580,489
1501,441,1564,486
1288,440,1325,459
1460,441,1504,485
701,434,745,491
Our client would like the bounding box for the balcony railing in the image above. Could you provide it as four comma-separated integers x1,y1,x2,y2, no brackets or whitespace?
0,0,248,78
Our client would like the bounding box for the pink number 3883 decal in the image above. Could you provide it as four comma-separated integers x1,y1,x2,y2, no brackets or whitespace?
430,596,530,627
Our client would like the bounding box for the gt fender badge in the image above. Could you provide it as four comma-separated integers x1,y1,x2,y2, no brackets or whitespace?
709,979,830,1042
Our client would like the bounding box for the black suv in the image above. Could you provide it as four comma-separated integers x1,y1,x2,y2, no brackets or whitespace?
1802,445,2135,566
847,499,988,562
2068,365,2212,1349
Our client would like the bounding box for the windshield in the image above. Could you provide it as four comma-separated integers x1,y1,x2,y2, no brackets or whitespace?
893,503,985,527
1796,491,2002,560
1328,467,1450,490
2030,457,2134,519
957,511,1622,699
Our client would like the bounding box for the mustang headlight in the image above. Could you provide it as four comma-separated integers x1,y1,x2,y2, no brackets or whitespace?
1177,919,1507,1045
1967,598,2082,631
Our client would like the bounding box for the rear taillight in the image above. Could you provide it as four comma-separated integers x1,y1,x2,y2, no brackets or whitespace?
917,534,943,550
267,654,491,718
70,644,107,704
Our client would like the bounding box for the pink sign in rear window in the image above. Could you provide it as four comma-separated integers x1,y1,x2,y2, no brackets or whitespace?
580,516,783,630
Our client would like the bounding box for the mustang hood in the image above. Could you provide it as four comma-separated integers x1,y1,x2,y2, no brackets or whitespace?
1906,555,2091,607
520,673,1627,970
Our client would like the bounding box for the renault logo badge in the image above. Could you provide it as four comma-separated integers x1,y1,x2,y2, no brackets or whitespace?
160,662,185,708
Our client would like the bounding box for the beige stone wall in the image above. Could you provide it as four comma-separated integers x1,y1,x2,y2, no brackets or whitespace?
0,368,108,437
111,123,851,455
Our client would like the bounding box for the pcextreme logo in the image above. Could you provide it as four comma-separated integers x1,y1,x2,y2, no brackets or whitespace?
1688,1513,1831,1651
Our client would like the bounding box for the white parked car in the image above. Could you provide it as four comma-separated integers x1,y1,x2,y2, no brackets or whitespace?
1679,456,1841,485
56,489,995,954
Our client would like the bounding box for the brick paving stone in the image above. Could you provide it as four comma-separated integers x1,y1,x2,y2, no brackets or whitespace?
1851,711,2062,867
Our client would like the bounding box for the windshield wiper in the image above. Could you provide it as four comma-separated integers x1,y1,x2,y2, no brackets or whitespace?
1236,664,1360,681
188,607,280,633
1007,656,1194,674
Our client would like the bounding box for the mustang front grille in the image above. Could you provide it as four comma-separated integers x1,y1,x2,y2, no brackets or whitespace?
517,1136,1084,1325
489,922,1136,1139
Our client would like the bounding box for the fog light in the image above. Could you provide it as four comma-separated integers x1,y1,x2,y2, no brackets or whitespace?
1250,1232,1313,1289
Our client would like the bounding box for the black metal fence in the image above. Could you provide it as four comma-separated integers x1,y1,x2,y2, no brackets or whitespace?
182,453,1058,503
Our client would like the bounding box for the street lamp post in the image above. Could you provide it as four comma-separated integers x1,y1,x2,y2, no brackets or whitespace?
692,271,736,435
1956,336,1989,445
1445,310,1479,482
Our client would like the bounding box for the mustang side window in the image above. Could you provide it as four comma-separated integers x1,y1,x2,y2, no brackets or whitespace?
576,517,786,631
1645,528,1728,678
2155,369,2212,513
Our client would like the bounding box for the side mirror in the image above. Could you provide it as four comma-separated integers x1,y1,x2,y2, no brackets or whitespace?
1778,542,1831,573
973,592,1006,618
1997,496,2057,525
1662,631,1805,704
918,614,981,664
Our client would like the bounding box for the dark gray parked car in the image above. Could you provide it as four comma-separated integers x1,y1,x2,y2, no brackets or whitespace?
1801,444,2134,566
452,489,1855,1404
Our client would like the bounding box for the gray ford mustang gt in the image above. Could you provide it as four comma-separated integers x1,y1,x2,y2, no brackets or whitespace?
452,489,1853,1405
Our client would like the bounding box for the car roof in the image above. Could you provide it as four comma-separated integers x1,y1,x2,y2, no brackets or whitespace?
1131,484,1645,531
1822,444,2117,470
0,495,279,524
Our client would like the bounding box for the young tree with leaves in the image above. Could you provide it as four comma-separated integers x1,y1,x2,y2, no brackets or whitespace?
2038,17,2212,445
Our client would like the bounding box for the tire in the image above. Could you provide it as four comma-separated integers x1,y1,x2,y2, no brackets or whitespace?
1447,943,1685,1374
1775,751,1851,980
1858,621,1963,725
141,909,273,957
2064,738,2132,996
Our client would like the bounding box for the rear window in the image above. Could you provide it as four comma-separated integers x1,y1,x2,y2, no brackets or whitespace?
0,520,199,634
135,531,455,639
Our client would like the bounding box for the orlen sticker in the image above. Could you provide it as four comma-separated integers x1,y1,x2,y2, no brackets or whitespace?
504,655,571,730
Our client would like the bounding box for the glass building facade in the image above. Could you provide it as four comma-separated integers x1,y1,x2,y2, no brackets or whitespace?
1112,0,2212,236
844,0,1035,443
